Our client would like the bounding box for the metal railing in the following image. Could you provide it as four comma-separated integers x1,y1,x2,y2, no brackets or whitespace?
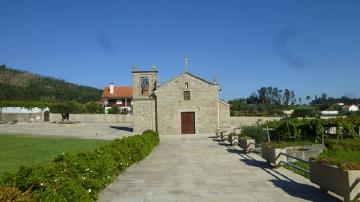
215,132,310,173
278,152,310,174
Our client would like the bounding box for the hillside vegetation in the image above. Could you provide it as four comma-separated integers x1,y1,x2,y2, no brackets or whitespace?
0,65,101,103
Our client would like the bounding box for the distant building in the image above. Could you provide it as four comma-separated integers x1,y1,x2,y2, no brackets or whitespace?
342,105,359,112
0,107,49,113
283,110,294,116
0,107,50,122
321,110,339,115
101,83,133,114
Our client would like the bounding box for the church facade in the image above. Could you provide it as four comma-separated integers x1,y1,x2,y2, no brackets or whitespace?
132,67,230,135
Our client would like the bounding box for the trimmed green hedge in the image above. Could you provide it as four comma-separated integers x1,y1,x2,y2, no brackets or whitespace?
1,130,159,201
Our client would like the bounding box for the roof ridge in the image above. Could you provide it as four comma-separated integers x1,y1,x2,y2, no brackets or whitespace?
159,71,217,88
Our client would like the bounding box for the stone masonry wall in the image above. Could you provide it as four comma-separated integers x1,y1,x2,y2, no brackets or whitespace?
0,113,45,122
227,116,282,128
219,101,230,128
132,99,156,134
49,113,133,125
155,73,222,134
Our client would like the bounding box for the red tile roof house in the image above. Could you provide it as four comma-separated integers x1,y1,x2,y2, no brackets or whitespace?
101,83,133,114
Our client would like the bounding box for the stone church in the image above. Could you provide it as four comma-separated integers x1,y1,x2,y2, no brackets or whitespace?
132,67,230,135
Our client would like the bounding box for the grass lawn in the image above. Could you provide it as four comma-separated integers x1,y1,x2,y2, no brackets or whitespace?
319,138,360,170
284,161,310,179
0,134,110,179
284,138,360,175
263,140,315,148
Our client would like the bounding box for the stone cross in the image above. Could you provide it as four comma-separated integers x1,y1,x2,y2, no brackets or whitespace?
132,64,138,71
184,58,189,72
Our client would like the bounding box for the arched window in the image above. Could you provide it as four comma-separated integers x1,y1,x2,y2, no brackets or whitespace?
185,82,189,89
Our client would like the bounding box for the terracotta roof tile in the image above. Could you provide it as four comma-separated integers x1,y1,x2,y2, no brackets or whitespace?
102,86,133,98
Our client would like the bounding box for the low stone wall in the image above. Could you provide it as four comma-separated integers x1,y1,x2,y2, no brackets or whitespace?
0,113,45,123
227,116,282,128
49,113,133,125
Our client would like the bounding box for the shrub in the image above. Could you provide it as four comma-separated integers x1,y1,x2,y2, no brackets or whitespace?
84,101,102,114
107,106,120,114
50,101,84,114
292,107,318,118
265,116,359,142
0,186,34,202
1,130,159,201
241,126,267,144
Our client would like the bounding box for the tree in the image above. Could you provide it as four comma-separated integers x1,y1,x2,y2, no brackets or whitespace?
283,89,291,107
266,86,273,104
273,87,280,105
247,92,258,104
84,101,102,114
257,87,267,104
292,107,318,118
290,90,296,105
278,89,283,105
298,97,303,105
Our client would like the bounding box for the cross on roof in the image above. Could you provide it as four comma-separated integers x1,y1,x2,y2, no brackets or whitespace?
184,58,189,72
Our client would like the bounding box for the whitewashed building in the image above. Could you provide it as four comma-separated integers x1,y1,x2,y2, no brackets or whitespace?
343,105,359,112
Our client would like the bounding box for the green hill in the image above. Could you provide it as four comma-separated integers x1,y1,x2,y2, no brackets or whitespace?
0,65,102,103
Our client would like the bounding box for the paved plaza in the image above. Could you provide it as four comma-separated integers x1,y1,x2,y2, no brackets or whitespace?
98,134,340,202
0,122,133,140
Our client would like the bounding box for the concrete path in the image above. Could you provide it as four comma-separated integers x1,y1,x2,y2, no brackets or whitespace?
0,122,133,140
98,134,340,202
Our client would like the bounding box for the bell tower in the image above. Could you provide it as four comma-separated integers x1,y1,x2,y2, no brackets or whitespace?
132,66,158,133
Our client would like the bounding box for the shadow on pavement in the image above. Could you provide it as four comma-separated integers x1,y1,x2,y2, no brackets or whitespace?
213,136,341,202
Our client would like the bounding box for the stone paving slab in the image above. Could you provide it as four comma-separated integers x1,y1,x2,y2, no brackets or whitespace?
98,134,341,202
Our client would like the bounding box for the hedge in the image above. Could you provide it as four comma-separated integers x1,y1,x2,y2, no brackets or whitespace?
266,117,360,142
1,130,160,201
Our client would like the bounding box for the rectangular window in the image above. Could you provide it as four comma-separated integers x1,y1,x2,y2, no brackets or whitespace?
184,91,190,100
116,100,123,104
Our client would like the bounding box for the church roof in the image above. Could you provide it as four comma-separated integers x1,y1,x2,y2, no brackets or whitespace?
159,72,217,88
184,72,217,85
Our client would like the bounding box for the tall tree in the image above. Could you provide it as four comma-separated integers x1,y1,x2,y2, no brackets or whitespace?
283,89,291,107
306,95,312,103
257,87,267,104
290,90,296,105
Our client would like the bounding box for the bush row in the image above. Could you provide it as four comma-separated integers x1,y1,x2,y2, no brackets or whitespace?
241,116,360,144
1,130,160,201
265,116,360,142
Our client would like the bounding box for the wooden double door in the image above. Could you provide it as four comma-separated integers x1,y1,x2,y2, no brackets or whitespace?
181,112,195,134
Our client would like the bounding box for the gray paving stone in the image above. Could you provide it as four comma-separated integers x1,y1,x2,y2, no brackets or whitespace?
97,134,341,202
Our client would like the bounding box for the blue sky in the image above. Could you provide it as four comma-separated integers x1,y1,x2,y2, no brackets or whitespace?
0,0,359,100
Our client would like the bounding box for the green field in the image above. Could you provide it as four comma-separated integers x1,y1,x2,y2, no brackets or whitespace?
0,134,110,179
